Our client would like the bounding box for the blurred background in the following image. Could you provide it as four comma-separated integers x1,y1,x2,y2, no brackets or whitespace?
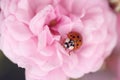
0,50,25,80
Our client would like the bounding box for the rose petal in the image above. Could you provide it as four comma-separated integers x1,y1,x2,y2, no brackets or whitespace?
44,69,68,80
30,5,55,35
40,43,63,71
38,26,53,50
78,44,97,58
5,16,33,41
62,54,80,78
57,15,73,35
26,66,48,80
26,69,68,80
62,65,84,78
17,38,38,57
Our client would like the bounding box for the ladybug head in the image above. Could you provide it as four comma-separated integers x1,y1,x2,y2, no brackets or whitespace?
64,38,75,50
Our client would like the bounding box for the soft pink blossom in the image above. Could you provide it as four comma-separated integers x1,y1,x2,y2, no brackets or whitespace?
0,0,117,80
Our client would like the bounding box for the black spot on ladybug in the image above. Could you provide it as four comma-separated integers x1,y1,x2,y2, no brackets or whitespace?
77,44,79,46
72,36,75,38
77,36,79,38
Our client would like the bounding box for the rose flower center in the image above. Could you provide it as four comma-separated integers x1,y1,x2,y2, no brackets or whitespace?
47,18,60,35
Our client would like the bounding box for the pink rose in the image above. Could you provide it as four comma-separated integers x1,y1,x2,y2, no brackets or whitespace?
0,0,117,80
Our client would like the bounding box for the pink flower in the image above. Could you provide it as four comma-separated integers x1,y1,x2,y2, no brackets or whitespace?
0,0,117,80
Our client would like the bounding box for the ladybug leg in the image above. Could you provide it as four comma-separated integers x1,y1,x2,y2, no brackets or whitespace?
68,51,71,55
68,50,73,55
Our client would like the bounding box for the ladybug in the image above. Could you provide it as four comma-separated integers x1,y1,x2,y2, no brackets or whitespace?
63,32,82,54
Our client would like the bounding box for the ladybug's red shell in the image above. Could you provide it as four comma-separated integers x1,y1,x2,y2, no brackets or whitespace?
67,32,82,50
